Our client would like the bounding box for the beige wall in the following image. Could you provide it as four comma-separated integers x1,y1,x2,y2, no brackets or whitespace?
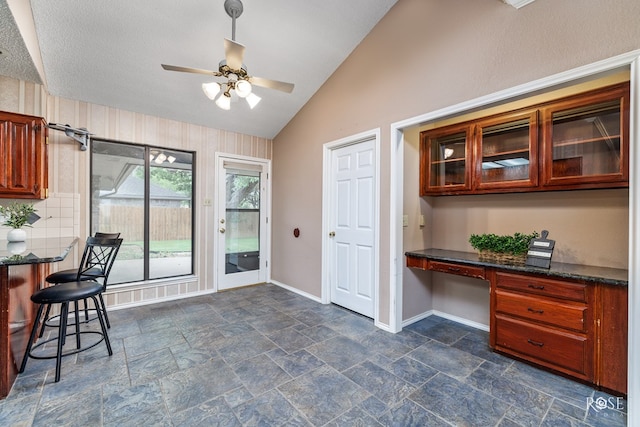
271,0,640,327
0,76,272,308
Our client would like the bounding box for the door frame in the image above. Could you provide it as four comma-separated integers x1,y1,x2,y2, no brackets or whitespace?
213,153,272,291
322,128,381,325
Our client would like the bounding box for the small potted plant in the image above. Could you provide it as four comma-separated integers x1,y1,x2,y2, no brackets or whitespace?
0,202,37,242
469,231,539,264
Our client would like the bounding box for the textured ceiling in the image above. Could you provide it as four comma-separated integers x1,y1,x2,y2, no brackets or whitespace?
0,0,398,139
0,0,41,84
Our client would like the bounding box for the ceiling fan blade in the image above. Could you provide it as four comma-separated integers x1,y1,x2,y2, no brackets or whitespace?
224,38,245,70
161,64,220,76
250,76,295,93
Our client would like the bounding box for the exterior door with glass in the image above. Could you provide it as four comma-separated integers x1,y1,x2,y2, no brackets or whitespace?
216,155,269,290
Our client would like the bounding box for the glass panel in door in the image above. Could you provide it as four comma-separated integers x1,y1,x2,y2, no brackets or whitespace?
550,100,622,179
430,131,467,188
476,110,537,189
224,171,260,275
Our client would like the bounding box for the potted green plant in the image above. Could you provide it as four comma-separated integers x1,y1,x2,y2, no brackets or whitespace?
469,231,539,264
0,202,37,242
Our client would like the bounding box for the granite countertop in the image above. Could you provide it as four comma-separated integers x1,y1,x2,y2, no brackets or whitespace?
405,248,628,286
0,237,79,266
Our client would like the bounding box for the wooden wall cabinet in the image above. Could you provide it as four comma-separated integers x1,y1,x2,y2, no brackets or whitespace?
474,109,538,192
540,83,629,189
0,111,48,199
420,83,629,196
419,123,472,195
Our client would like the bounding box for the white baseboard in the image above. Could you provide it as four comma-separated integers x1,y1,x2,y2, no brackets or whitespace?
269,280,323,303
106,289,216,311
402,309,489,332
402,309,436,328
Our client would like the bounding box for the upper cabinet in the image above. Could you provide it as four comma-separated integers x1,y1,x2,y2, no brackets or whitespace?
420,123,472,194
540,83,629,189
0,111,48,199
420,82,629,196
474,109,538,192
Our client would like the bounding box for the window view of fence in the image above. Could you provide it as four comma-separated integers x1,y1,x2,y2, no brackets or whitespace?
91,140,194,284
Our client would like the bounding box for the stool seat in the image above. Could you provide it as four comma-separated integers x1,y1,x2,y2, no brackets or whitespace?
32,281,103,304
45,268,103,284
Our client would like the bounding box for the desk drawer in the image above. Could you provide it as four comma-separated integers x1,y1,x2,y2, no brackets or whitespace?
429,261,485,279
496,272,587,302
406,255,428,270
495,315,590,377
495,290,587,332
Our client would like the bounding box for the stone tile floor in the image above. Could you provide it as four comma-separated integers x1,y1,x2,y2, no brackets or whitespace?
0,283,627,426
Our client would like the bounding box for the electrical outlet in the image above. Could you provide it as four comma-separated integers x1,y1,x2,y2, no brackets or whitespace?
203,198,212,206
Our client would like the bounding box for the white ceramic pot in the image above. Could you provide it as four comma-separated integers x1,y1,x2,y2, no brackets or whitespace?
7,241,27,254
7,228,27,242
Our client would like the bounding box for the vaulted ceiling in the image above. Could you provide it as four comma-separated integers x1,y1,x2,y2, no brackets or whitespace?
0,0,531,139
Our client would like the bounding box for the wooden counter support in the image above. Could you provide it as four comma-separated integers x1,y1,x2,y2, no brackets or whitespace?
0,264,48,398
0,237,77,399
406,249,628,396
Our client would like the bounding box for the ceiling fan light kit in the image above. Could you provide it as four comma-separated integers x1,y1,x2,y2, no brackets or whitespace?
202,82,221,100
216,93,232,110
162,0,294,111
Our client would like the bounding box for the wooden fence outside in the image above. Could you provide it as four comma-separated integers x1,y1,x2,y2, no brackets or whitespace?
98,205,192,241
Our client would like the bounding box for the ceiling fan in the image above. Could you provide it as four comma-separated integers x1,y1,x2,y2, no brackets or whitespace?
161,0,294,110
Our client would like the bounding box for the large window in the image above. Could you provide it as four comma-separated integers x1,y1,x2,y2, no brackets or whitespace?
90,140,195,284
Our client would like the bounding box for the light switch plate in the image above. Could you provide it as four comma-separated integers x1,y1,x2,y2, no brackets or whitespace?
402,215,409,227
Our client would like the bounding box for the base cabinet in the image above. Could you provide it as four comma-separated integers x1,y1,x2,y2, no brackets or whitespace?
490,271,626,395
405,252,627,396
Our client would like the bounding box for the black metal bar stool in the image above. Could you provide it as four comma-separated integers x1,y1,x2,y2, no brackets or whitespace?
40,232,121,332
19,237,121,382
19,281,113,382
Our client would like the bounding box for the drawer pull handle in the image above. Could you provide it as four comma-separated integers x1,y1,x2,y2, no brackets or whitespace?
447,267,461,272
527,307,544,314
527,339,544,347
527,284,545,290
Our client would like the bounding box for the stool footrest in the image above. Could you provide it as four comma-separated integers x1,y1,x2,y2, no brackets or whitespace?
28,330,109,360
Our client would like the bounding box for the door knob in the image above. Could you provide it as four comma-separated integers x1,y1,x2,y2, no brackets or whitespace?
329,231,335,237
219,227,226,233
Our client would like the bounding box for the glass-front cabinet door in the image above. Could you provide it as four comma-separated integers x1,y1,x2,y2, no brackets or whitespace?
474,109,538,191
420,123,472,195
540,82,629,188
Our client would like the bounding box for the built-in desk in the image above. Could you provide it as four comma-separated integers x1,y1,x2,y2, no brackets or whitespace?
406,248,628,395
0,237,78,399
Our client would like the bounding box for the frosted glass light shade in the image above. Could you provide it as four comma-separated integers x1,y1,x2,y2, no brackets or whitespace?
216,93,231,110
202,82,221,100
235,80,252,98
246,92,261,109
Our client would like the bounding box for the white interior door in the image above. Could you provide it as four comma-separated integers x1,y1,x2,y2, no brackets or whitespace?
216,155,269,290
328,139,376,317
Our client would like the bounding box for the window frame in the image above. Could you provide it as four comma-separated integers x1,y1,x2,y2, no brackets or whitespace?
90,138,196,284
